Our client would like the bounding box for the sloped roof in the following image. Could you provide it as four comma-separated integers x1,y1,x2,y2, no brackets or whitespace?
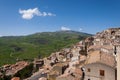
56,73,75,80
11,77,20,80
85,50,116,68
88,45,113,51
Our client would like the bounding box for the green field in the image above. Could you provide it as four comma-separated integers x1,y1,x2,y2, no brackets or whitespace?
0,31,91,66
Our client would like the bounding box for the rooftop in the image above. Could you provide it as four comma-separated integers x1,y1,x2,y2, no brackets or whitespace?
85,50,116,68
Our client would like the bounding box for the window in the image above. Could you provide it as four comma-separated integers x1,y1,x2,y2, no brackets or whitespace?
88,68,91,72
100,70,105,76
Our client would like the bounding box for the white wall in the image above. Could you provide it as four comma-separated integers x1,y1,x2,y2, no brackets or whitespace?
84,63,115,80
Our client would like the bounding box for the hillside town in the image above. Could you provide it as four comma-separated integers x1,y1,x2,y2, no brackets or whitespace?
0,28,120,80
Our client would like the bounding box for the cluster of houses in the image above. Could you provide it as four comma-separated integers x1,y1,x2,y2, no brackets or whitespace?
0,61,29,79
28,39,87,80
32,28,120,80
83,28,120,80
1,28,120,80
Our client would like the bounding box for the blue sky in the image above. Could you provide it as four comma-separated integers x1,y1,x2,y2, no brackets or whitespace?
0,0,120,36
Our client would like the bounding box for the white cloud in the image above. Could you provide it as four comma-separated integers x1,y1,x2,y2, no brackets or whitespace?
19,8,55,20
79,28,83,31
48,13,56,16
43,12,47,16
61,26,71,31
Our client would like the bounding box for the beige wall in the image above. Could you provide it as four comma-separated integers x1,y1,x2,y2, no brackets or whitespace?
84,63,115,80
117,54,120,80
117,46,120,80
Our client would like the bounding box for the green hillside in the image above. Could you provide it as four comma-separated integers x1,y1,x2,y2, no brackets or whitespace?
0,31,91,66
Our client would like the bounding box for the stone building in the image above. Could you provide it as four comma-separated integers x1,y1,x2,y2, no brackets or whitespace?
34,59,44,69
116,45,120,80
48,63,69,80
83,50,116,80
71,47,80,61
56,68,82,80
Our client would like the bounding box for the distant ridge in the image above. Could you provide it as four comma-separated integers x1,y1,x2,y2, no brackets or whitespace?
0,31,92,66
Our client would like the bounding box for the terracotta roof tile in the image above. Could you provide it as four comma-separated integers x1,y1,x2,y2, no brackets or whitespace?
11,77,20,80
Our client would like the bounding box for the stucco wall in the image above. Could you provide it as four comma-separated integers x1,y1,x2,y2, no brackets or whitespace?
84,63,115,80
117,46,120,80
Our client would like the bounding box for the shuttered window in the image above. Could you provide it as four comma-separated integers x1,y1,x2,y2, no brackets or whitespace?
100,70,105,76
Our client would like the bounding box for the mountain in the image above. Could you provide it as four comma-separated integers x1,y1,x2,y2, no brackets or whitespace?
0,31,92,66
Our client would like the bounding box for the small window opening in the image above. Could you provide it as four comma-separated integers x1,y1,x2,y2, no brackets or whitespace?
100,70,105,76
88,68,91,72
